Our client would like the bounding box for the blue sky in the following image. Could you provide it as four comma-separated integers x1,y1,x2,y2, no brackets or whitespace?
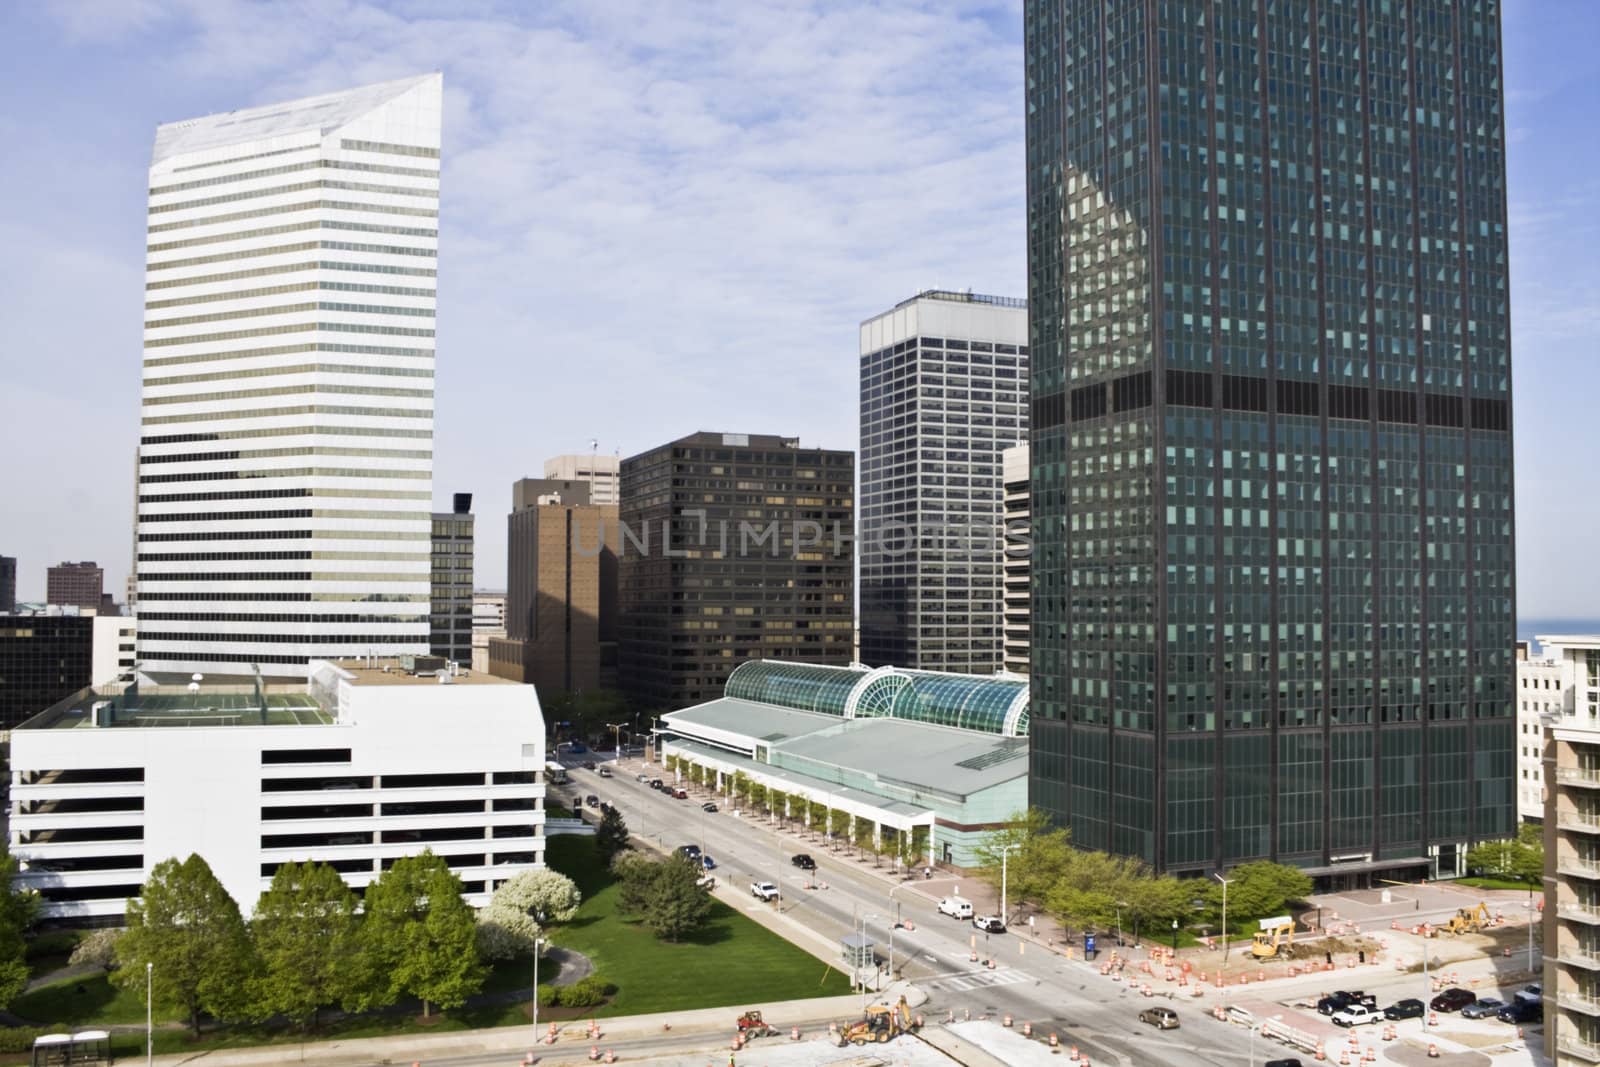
0,1,1595,616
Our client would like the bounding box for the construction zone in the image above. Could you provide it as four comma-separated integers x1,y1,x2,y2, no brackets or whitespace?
833,996,922,1046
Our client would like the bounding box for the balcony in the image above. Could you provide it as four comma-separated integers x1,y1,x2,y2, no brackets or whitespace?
1561,767,1600,789
1563,856,1600,880
1561,811,1600,835
1560,901,1600,925
1560,1034,1600,1064
1563,947,1600,971
1560,991,1600,1016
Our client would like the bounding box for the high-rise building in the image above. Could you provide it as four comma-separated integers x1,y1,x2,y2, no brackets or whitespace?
490,479,617,695
858,291,1028,673
1517,639,1562,822
430,494,474,665
1024,1,1515,880
1532,635,1600,1062
619,432,854,710
0,556,14,614
471,590,506,673
1002,444,1030,676
135,74,441,678
544,454,620,506
92,615,139,685
46,562,103,612
0,615,93,729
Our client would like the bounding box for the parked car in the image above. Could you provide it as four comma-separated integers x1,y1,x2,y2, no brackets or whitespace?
701,801,718,812
1331,1005,1382,1028
1460,998,1506,1020
1384,999,1426,1020
938,897,974,920
649,778,663,790
1497,999,1541,1024
1317,991,1374,1016
751,881,780,901
582,760,597,770
1138,1007,1179,1030
584,794,599,808
701,855,717,870
1516,983,1542,1005
636,772,650,782
973,915,1006,933
671,787,689,799
597,767,612,778
676,844,702,859
1263,1060,1304,1067
791,854,816,870
1430,988,1477,1013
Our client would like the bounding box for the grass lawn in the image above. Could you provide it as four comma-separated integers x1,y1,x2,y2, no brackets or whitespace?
1457,876,1542,891
12,972,164,1027
544,835,852,1016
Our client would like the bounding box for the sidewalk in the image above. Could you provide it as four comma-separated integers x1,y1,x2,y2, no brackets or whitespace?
149,987,929,1067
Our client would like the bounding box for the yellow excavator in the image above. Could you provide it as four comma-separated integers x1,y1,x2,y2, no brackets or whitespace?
1250,916,1297,960
838,996,920,1045
1442,901,1491,935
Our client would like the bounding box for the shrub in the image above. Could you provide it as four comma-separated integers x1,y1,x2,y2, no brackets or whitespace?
0,1027,49,1054
68,929,122,972
25,931,80,962
555,974,612,1007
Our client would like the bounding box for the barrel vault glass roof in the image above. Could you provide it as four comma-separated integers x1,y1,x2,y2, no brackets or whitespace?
721,659,1028,737
724,661,872,716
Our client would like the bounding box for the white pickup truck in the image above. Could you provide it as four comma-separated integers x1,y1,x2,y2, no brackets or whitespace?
1331,1004,1382,1028
751,881,781,901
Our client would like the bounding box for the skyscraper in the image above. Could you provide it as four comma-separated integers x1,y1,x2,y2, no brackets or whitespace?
0,556,15,614
544,454,621,506
619,432,854,710
1002,443,1030,676
858,291,1029,672
135,74,441,677
46,562,104,612
1025,1,1514,880
430,493,474,665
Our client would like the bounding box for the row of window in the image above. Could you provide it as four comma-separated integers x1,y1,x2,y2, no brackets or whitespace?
147,258,435,293
140,466,431,484
138,550,428,562
148,279,437,311
148,197,437,237
138,507,427,523
143,444,432,464
154,156,438,194
140,487,428,504
148,217,437,254
149,238,436,274
149,177,437,218
140,611,431,623
136,591,427,602
147,300,434,332
142,401,435,425
145,340,432,369
138,529,428,541
142,423,433,444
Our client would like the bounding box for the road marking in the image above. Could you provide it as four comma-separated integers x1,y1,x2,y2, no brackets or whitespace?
926,968,1035,992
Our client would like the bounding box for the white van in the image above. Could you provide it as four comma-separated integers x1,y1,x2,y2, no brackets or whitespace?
938,896,974,919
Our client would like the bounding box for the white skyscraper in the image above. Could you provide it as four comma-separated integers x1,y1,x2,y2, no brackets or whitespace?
136,74,442,677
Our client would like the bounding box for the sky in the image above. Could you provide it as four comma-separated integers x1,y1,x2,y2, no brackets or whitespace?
0,1,1595,616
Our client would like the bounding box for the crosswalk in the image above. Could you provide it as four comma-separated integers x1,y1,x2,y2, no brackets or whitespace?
925,967,1035,992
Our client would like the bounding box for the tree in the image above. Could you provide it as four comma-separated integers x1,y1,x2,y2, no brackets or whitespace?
613,854,713,941
974,809,1074,906
909,826,930,868
1466,833,1542,885
829,809,851,846
544,688,631,748
768,789,788,825
734,772,752,809
0,848,36,1010
853,818,875,858
69,929,122,973
664,754,680,775
1121,875,1191,943
249,861,363,1028
477,870,581,961
360,852,485,1018
595,805,631,860
113,855,254,1036
880,827,900,869
808,800,828,835
1213,861,1313,928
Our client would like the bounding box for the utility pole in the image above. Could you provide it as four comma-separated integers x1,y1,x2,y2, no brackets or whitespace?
1213,872,1232,962
998,842,1020,924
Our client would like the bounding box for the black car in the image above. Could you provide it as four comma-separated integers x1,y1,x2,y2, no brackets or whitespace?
649,778,664,790
701,802,718,812
582,760,597,770
584,794,599,808
1430,987,1477,1013
1264,1060,1304,1067
791,854,816,870
676,844,702,859
1384,999,1425,1021
1317,991,1374,1016
1497,999,1541,1024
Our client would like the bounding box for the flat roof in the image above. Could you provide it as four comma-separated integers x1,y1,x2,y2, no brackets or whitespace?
665,739,929,819
330,659,514,687
779,719,1028,798
20,686,332,731
662,697,839,743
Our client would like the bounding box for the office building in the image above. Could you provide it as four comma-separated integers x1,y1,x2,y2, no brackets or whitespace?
91,616,138,686
46,563,103,613
11,657,546,920
1024,1,1515,880
658,660,1028,866
471,591,506,674
0,615,93,730
1537,635,1600,1062
490,479,617,695
859,291,1029,672
1002,444,1030,675
430,494,474,665
135,74,442,677
0,556,15,614
619,432,853,710
1517,640,1563,822
544,454,620,507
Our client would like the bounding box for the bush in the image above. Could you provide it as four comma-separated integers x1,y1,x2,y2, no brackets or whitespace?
68,929,122,972
554,974,612,1007
0,1027,49,1054
24,931,79,962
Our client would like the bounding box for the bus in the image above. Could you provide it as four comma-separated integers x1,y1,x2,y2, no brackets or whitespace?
544,761,569,785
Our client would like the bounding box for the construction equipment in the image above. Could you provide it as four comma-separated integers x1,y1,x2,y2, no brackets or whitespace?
1250,915,1297,960
836,996,920,1045
1442,901,1491,936
736,1010,778,1038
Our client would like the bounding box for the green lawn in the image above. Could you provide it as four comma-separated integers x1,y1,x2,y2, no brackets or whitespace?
12,972,161,1027
543,835,852,1016
1457,876,1541,891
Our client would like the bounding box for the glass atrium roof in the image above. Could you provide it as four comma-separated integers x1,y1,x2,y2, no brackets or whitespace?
724,661,872,717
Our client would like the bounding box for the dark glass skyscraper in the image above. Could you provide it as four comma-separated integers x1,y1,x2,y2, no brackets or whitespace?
1025,0,1514,881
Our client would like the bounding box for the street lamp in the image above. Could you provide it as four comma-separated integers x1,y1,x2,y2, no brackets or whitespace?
1213,872,1232,962
1171,918,1179,954
1114,899,1127,946
145,961,153,1067
531,935,546,1043
1525,894,1537,971
997,843,1020,926
887,886,901,982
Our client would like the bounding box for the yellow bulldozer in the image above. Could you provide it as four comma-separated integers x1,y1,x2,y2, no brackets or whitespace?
1250,916,1297,960
1441,901,1491,936
837,996,920,1046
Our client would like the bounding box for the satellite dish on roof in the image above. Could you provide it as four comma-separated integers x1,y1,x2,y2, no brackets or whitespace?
191,673,203,683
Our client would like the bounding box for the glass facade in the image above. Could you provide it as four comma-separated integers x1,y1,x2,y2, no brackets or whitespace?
724,660,870,716
1025,0,1514,875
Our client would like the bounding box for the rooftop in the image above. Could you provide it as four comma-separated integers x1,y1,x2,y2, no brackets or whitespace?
330,659,513,687
20,683,331,731
894,289,1027,311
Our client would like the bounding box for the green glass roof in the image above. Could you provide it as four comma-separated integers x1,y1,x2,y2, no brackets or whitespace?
723,661,872,717
889,671,1029,735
